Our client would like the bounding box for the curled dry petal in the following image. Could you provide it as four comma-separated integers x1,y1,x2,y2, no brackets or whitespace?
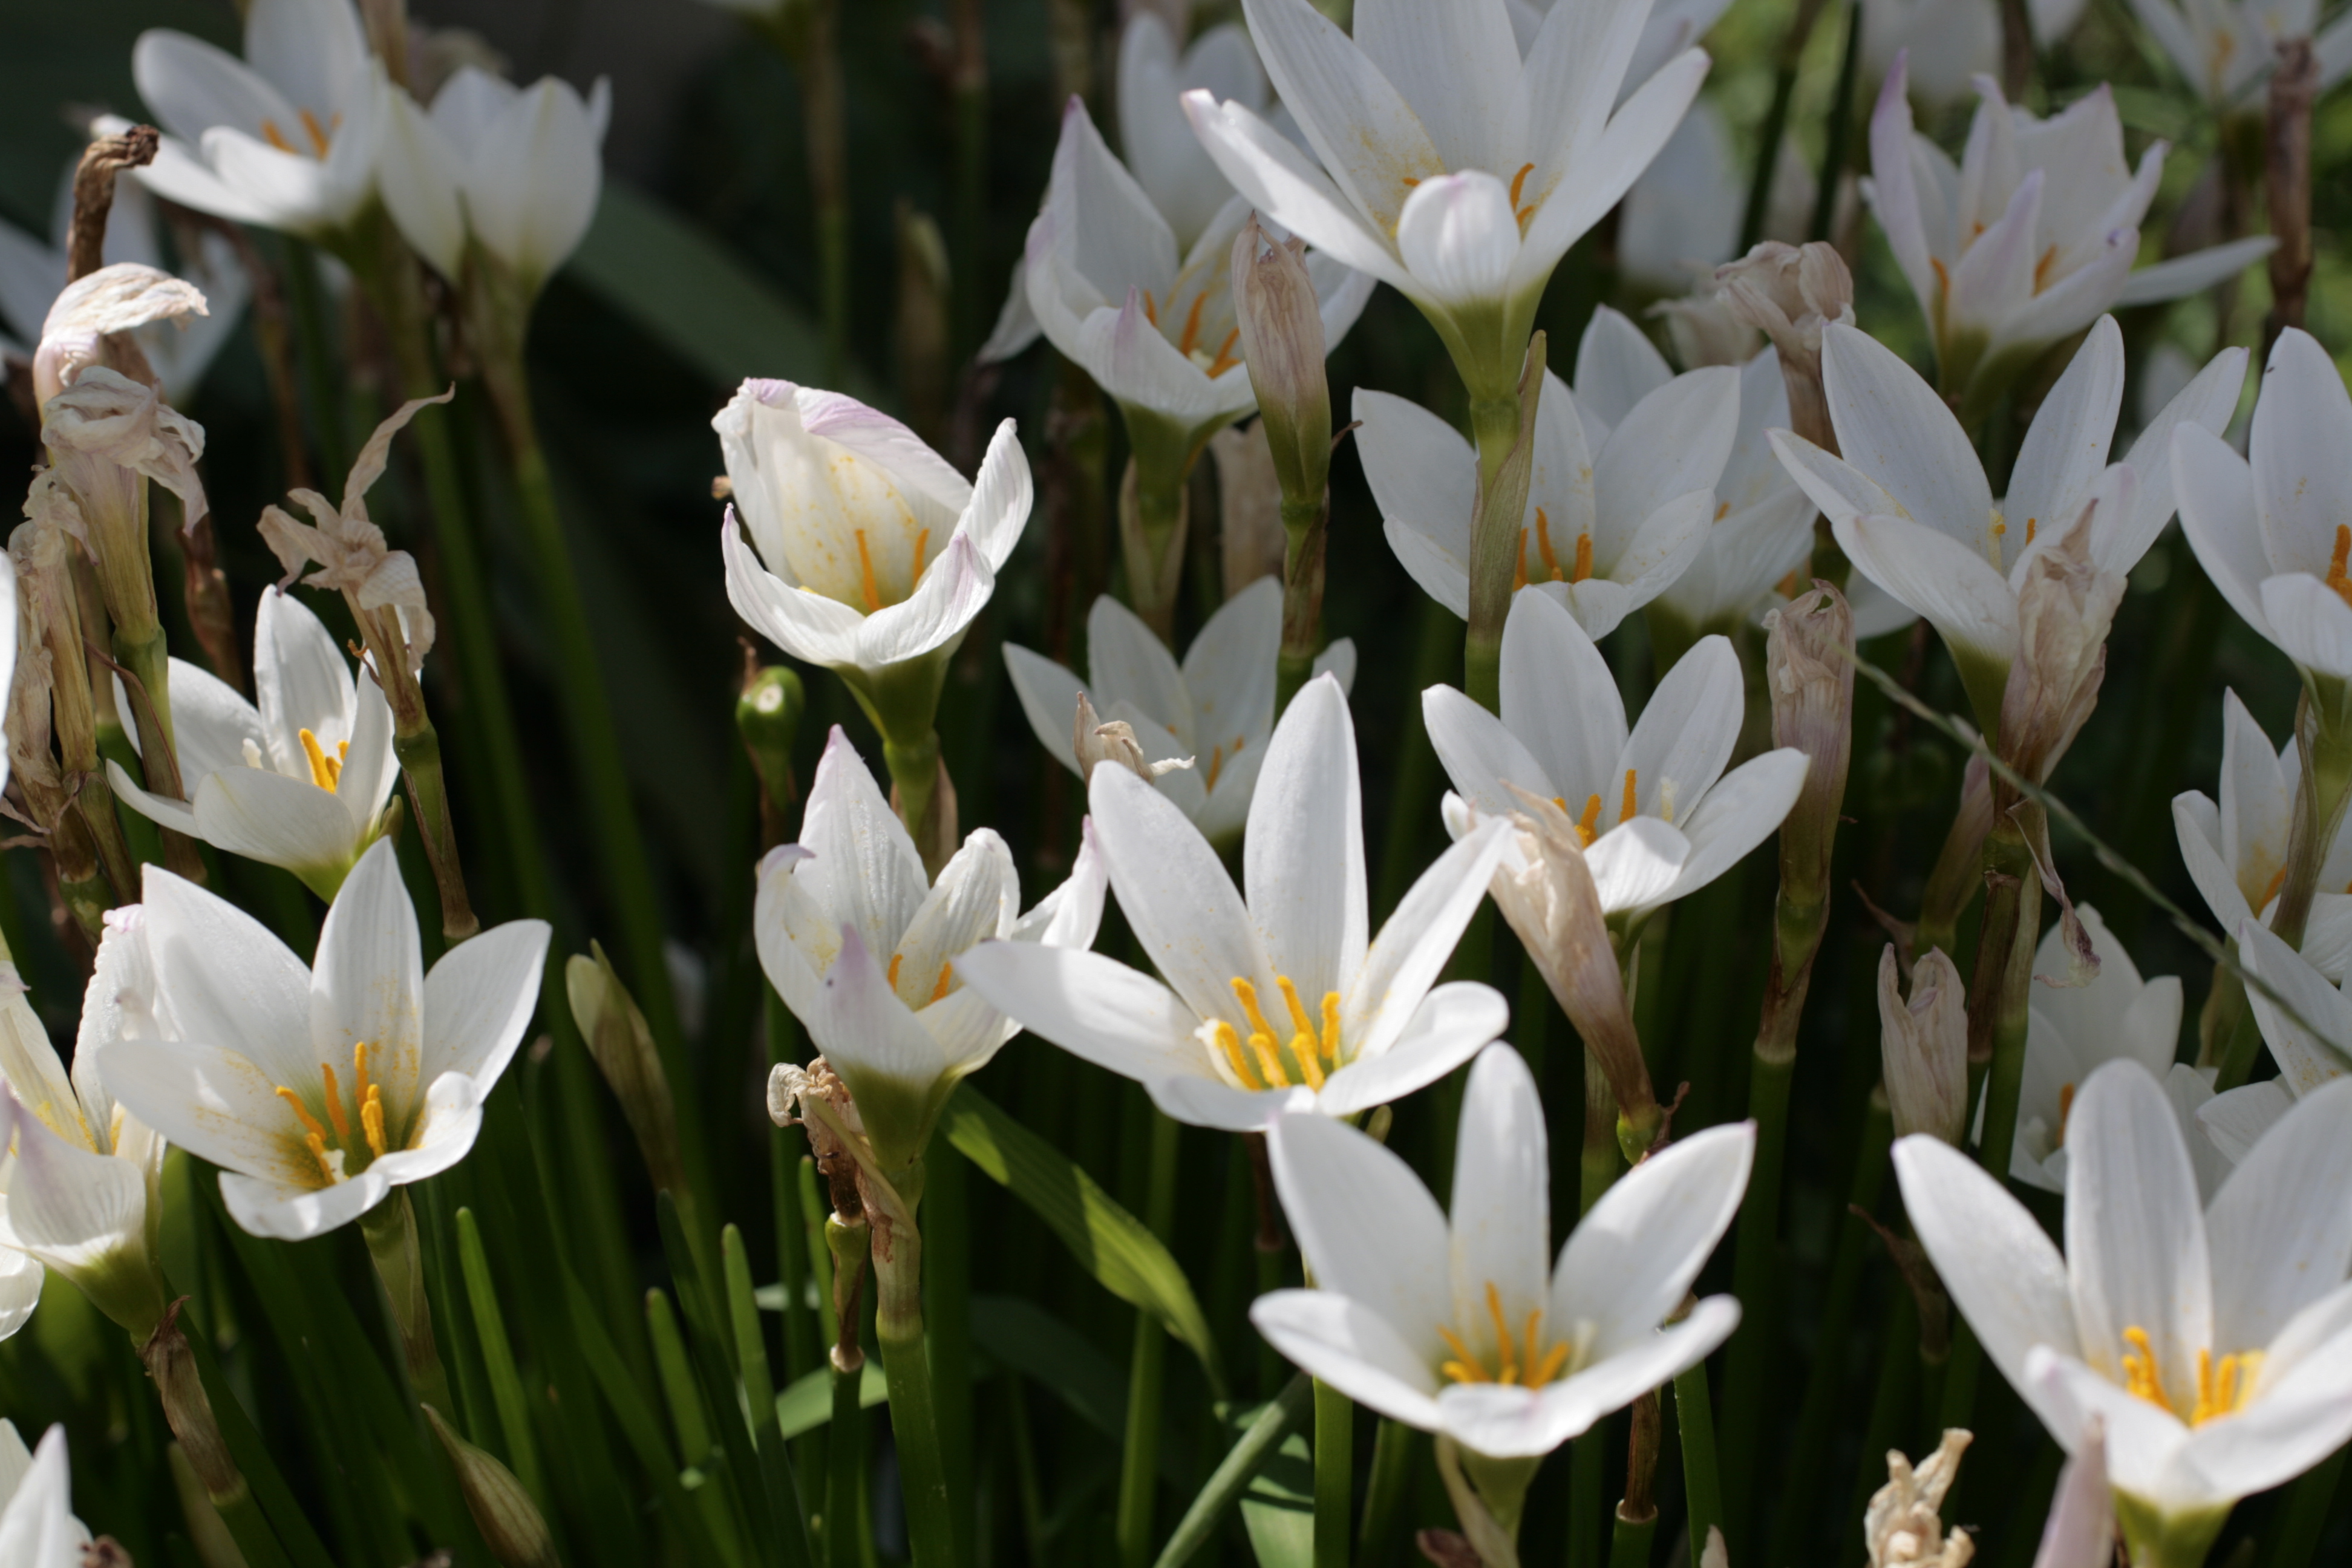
1997,502,2122,791
32,262,209,405
1765,583,1855,904
1230,215,1331,505
1864,1428,1976,1567
1073,690,1194,784
38,367,209,528
1717,241,1854,452
1879,945,1969,1145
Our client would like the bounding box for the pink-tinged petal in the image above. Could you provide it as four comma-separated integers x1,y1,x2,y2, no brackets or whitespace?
1866,54,1939,318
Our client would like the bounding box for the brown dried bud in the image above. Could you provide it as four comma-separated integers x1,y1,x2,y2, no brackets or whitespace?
140,1302,241,1502
1765,583,1854,904
1878,946,1968,1145
1996,491,2124,791
422,1406,562,1568
1230,216,1330,510
1716,241,1854,453
1212,420,1286,598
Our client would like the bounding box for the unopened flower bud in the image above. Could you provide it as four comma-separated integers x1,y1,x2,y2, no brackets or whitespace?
736,660,805,843
1211,420,1286,598
422,1406,561,1568
1997,474,2128,788
1717,241,1854,453
1878,946,1968,1145
567,941,687,1198
1230,215,1330,514
1865,1429,1974,1568
140,1302,241,1504
1765,584,1854,905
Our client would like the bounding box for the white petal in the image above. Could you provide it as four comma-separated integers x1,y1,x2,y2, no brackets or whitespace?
1180,91,1416,295
1088,593,1193,737
2198,1080,2293,1167
1497,590,1625,805
1425,684,1558,818
2111,235,2278,307
2238,916,2352,1099
1249,1288,1445,1432
795,727,930,962
1447,1045,1552,1334
1394,171,1522,309
1342,819,1510,1062
1832,512,2019,691
1555,1122,1753,1360
2252,328,2352,582
139,864,318,1096
1823,321,1993,545
2205,1076,2352,1356
1089,763,1272,1024
376,85,466,279
1238,0,1443,248
2003,316,2122,549
1658,748,1809,906
1266,1105,1452,1350
2172,424,2273,641
1246,676,1367,1003
1314,982,1508,1118
1572,305,1674,428
2259,573,2352,683
1437,1296,1740,1459
950,942,1211,1086
307,839,425,1112
423,918,549,1091
1001,644,1089,780
855,532,995,668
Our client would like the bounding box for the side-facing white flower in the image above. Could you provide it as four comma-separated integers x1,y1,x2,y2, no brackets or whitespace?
0,1423,90,1567
1254,1042,1751,1458
956,675,1511,1129
131,0,386,238
1181,0,1709,397
717,380,1030,728
1771,316,2246,730
2128,0,2352,111
1426,590,1809,924
2175,328,2352,692
377,66,610,296
2208,917,2352,1166
1897,1060,2352,1547
1358,309,1738,639
1002,579,1355,843
102,838,549,1239
108,588,397,899
755,727,1106,1172
1653,348,1819,632
1867,57,2273,417
2174,689,2352,981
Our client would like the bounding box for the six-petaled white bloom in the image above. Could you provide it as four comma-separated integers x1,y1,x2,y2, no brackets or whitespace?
1253,1042,1751,1458
1771,315,2246,731
1867,55,2273,417
754,726,1108,1172
2128,0,2352,111
0,1423,90,1567
1426,590,1809,926
1358,307,1739,639
1181,0,1710,399
955,675,1512,1130
108,589,398,900
1897,1060,2352,1549
101,839,549,1240
1002,580,1356,845
129,0,386,238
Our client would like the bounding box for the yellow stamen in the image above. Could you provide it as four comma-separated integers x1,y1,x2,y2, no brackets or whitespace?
320,1063,351,1140
1276,975,1316,1041
261,119,295,154
2032,244,2059,295
1488,1283,1517,1384
855,528,883,612
2122,1325,2168,1410
2056,1081,2076,1147
930,965,953,1004
1530,1339,1572,1388
1576,793,1603,848
1232,978,1278,1042
2327,524,2352,610
1206,328,1243,378
1619,768,1638,825
911,528,930,583
1276,974,1327,1090
298,727,342,791
1776,569,1805,599
1437,1282,1571,1388
1571,532,1593,584
353,1040,371,1108
1214,1020,1265,1090
1714,500,1730,521
2026,517,2038,544
1508,161,1538,226
1206,745,1226,792
1178,292,1207,357
1321,993,1342,1070
1141,289,1159,327
362,1083,387,1159
275,1086,330,1145
2258,861,2289,913
304,1131,336,1183
1991,518,2007,538
1533,508,1562,581
1930,255,1951,301
1437,1323,1486,1384
1250,1031,1286,1088
299,107,332,157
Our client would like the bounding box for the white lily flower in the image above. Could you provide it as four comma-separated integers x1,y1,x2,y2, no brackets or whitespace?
1253,1043,1751,1458
1357,309,1739,639
1180,0,1710,398
0,159,249,402
1002,579,1356,844
1004,93,1371,454
2172,689,2352,982
129,0,387,238
107,587,398,900
1896,1060,2352,1546
1426,590,1810,923
1867,57,2274,417
2174,328,2352,691
0,912,168,1341
1653,348,1820,632
376,66,611,296
0,1424,90,1567
101,838,549,1240
1770,316,2246,728
2128,0,2352,111
955,675,1512,1131
2002,905,2187,1194
754,726,1108,1172
2210,918,2352,1168
716,380,1031,730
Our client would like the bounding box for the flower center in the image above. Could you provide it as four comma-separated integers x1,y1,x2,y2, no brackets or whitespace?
259,109,340,160
1139,290,1243,378
298,728,348,792
273,1040,388,1186
1551,769,1642,847
852,527,930,613
2325,524,2352,612
886,950,955,1005
1439,1282,1576,1388
2119,1325,2262,1426
1210,976,1341,1091
1512,508,1592,591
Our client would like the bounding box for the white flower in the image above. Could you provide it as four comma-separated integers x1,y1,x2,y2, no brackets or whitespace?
0,1423,90,1567
2175,327,2352,689
1252,1042,1751,1458
1002,580,1356,843
1770,316,2246,728
107,588,397,899
0,157,249,402
716,380,1031,725
377,66,610,295
101,838,549,1240
1426,590,1809,923
1652,348,1819,630
1180,0,1709,397
1867,59,2273,416
2128,0,2352,110
1896,1060,2352,1537
2209,917,2352,1166
130,0,387,238
955,675,1511,1131
2173,689,2352,982
1358,307,1739,639
754,726,1107,1172
2003,906,2187,1194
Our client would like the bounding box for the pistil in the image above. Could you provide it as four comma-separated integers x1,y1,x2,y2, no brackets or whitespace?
298,728,348,791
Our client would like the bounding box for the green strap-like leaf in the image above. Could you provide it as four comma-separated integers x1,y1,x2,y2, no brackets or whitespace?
1150,1376,1316,1568
941,1086,1227,1398
774,1362,889,1440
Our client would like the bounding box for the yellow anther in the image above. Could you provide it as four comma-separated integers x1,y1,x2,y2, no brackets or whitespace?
910,528,930,584
1206,328,1242,379
2026,517,2038,544
1508,161,1538,226
1178,292,1208,357
362,1084,387,1159
2122,1325,2169,1410
854,529,883,613
320,1063,351,1140
2032,243,2059,295
1321,992,1342,1068
1570,532,1593,584
2056,1081,2076,1148
1992,518,2007,538
1714,500,1730,521
304,1131,338,1183
1275,976,1316,1044
1140,289,1159,327
1232,978,1279,1044
1437,1323,1486,1384
1530,1339,1572,1388
261,119,295,154
2327,524,2352,611
1619,768,1638,825
1930,255,1951,301
353,1040,371,1107
1437,1282,1570,1388
1206,745,1226,792
930,965,953,1004
1533,509,1563,581
298,728,343,791
1213,1020,1265,1090
299,107,333,156
275,1086,330,1145
2258,861,2290,913
1292,1036,1327,1089
888,952,904,991
1576,792,1604,848
1250,1031,1286,1088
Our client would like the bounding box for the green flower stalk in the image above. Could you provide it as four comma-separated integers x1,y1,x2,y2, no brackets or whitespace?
1462,336,1546,713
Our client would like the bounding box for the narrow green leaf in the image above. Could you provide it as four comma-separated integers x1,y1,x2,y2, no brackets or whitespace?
774,1361,889,1440
970,1295,1126,1440
1150,1375,1316,1568
941,1086,1227,1397
457,1207,546,1503
1239,1431,1315,1568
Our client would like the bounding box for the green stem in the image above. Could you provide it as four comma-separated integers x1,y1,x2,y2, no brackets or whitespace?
1674,1357,1723,1559
280,238,350,482
360,1189,452,1420
872,1192,958,1568
1314,1378,1353,1568
924,1140,975,1563
828,1357,866,1568
1976,820,2043,1189
1740,0,1826,250
2265,680,2352,957
1464,392,1523,714
1356,1419,1418,1568
823,1207,869,1568
1810,0,1866,242
2266,1448,2347,1568
880,727,948,877
1275,494,1327,714
1607,1508,1657,1568
2115,1494,2230,1568
1568,1434,1606,1568
1117,1109,1181,1567
388,716,479,942
1717,1048,1793,1553
1120,442,1194,642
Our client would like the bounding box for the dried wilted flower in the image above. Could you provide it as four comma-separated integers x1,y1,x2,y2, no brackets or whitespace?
1865,1429,1975,1567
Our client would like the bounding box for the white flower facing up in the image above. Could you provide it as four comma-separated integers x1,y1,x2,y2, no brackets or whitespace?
377,66,610,298
2128,0,2352,111
1253,1043,1751,1459
1357,309,1739,640
101,838,550,1240
717,379,1031,731
130,0,386,238
1002,579,1356,844
108,588,398,900
2174,689,2352,982
1770,315,2246,732
955,675,1512,1131
1867,56,2273,418
754,727,1108,1173
1425,590,1810,925
1180,0,1710,399
0,1423,90,1567
1897,1061,2352,1548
